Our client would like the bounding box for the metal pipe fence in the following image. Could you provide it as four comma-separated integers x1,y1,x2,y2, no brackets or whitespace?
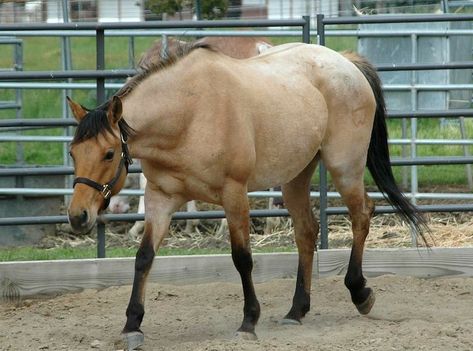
1,15,473,256
0,17,311,257
316,13,473,248
2,28,473,38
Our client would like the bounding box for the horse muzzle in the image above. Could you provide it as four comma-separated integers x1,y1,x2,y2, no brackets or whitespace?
68,207,96,234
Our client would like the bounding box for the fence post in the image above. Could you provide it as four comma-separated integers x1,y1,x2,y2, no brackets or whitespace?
97,222,106,258
96,28,106,105
96,27,106,258
316,14,329,250
302,15,310,43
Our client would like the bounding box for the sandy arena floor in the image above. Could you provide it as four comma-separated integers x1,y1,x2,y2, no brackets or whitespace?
1,275,472,351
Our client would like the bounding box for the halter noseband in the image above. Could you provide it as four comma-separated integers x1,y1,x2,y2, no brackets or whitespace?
73,130,133,210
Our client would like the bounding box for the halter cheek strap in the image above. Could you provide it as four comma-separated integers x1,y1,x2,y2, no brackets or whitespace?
73,131,133,210
73,156,126,209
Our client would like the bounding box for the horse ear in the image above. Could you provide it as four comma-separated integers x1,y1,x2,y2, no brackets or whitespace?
108,95,123,125
67,96,87,122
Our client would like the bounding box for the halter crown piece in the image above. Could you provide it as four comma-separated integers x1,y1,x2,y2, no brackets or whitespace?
72,127,133,210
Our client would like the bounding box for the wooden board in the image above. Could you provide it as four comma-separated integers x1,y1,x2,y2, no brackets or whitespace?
1,248,472,299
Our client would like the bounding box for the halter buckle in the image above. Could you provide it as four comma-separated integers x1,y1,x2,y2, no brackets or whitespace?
102,184,112,199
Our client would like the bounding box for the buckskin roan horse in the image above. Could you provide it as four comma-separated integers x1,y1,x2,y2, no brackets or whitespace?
66,42,427,350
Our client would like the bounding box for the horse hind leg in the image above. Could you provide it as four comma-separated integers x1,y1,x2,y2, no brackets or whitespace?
344,190,375,314
128,173,147,240
280,156,319,324
326,162,376,314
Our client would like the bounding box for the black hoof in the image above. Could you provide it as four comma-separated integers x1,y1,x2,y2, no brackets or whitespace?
355,288,376,315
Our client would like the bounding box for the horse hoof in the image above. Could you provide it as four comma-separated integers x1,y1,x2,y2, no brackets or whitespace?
234,331,258,341
122,331,144,350
279,318,302,326
356,289,376,315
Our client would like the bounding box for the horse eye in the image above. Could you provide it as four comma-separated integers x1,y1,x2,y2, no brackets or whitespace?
104,150,115,161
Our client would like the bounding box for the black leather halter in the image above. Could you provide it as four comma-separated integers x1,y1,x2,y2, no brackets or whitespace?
73,130,133,210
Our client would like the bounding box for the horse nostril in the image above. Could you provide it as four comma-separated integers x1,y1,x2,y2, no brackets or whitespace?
80,210,88,224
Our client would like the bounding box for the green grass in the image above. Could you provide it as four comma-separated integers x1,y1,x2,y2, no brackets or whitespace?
0,246,296,262
0,36,158,165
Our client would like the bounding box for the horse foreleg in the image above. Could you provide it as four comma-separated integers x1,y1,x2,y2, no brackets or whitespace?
280,157,318,324
122,187,185,350
122,220,154,349
222,179,260,340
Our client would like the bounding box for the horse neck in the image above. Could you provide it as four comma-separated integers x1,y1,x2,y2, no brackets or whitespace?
120,75,188,161
120,49,216,160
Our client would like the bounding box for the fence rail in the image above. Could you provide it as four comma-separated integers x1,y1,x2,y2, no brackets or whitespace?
317,13,473,248
1,14,473,255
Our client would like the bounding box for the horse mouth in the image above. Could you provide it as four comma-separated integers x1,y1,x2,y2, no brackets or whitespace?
67,208,97,235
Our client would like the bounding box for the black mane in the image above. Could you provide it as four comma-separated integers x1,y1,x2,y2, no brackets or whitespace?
71,42,212,144
115,41,212,98
71,102,135,144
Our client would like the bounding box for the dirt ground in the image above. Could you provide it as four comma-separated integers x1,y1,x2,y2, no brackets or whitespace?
3,193,473,350
1,275,472,351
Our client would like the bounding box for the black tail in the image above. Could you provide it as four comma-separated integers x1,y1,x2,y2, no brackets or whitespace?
342,52,428,244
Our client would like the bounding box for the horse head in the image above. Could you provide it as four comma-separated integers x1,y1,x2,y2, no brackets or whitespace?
66,96,133,234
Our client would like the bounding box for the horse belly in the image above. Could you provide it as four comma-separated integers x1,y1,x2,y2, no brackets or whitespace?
248,144,319,191
247,100,326,191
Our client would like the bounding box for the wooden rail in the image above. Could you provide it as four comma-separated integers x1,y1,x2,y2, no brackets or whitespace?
1,248,472,299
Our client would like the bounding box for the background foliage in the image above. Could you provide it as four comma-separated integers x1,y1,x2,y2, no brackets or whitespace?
145,0,229,20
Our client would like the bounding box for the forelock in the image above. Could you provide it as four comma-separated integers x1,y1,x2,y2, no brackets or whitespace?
71,106,115,145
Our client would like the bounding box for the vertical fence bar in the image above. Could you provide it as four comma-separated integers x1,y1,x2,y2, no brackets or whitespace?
96,28,106,105
97,222,106,258
459,116,473,189
317,14,329,250
316,14,325,46
13,42,24,166
409,33,418,247
14,41,23,166
61,0,73,205
195,0,202,20
410,33,418,208
302,15,311,43
128,36,136,69
96,28,106,258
